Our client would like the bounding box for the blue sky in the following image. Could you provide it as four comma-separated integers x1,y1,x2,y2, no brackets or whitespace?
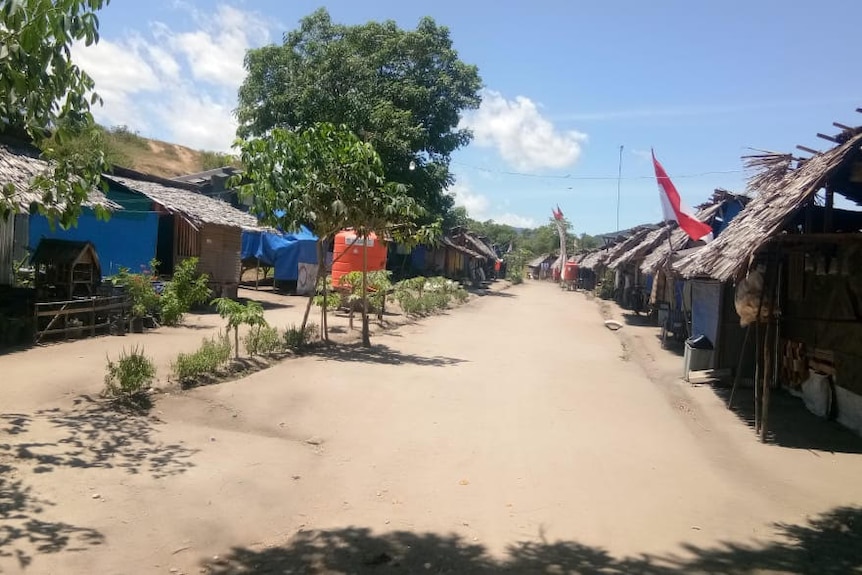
74,0,862,234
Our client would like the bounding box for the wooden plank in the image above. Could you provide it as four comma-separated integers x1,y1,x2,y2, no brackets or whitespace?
817,133,840,144
833,122,853,131
796,145,821,156
37,321,113,337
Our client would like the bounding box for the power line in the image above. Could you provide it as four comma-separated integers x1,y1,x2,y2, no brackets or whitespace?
450,160,744,181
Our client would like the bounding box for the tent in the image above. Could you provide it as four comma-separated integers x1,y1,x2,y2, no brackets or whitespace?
241,226,317,281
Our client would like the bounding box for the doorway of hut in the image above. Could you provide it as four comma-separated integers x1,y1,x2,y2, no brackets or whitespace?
156,215,175,273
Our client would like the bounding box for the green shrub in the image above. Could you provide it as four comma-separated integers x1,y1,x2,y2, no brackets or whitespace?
283,323,317,350
104,345,156,400
509,273,524,285
111,266,159,318
244,325,281,356
161,258,212,326
394,276,468,316
212,297,267,358
172,332,231,384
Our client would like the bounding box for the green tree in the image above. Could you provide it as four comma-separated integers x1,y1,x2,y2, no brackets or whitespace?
234,123,387,340
211,298,267,359
236,8,482,225
0,0,111,227
577,233,601,250
346,178,430,346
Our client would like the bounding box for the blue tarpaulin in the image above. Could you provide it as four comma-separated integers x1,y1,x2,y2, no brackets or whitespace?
241,226,317,281
29,210,159,277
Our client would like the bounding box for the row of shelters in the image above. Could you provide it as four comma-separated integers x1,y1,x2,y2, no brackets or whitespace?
572,114,862,440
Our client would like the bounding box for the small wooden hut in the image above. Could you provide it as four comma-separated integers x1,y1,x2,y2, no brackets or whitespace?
105,169,259,298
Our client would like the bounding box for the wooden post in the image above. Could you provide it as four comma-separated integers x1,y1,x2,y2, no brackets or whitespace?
255,257,260,291
727,324,751,409
760,258,781,443
761,318,772,442
91,298,96,337
825,186,834,233
754,314,762,433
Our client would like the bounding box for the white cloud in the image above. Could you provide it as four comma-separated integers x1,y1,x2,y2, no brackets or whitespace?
72,3,271,153
163,5,269,90
448,180,535,228
449,181,490,217
492,213,537,228
630,148,653,162
460,90,587,171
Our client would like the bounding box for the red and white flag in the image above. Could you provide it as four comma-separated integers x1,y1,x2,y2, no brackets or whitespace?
652,150,712,242
552,205,564,221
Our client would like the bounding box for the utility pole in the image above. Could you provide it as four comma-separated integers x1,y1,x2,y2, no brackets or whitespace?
616,145,624,231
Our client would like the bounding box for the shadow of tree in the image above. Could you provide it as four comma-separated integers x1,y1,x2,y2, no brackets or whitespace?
1,395,198,479
308,343,467,367
201,506,862,575
0,462,104,570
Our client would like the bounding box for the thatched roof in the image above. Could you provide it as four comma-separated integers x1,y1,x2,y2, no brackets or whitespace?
606,224,671,270
527,253,552,268
639,191,749,275
106,174,259,230
675,132,862,281
460,232,499,261
580,247,612,271
0,141,119,213
639,227,689,274
601,227,655,269
441,236,485,259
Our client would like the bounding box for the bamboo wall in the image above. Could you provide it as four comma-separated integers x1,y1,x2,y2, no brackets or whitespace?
193,224,241,298
0,214,13,285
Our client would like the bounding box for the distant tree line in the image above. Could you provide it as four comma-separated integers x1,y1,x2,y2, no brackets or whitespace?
452,206,600,256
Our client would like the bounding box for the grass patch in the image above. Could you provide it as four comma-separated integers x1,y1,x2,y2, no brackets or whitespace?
103,345,156,410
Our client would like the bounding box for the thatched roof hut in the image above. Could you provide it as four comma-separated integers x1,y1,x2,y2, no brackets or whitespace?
675,132,862,281
606,224,668,270
639,191,748,276
104,169,259,297
105,174,258,230
579,247,611,271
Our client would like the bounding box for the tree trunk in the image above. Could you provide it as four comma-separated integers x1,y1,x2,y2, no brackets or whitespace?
234,326,239,359
361,237,370,347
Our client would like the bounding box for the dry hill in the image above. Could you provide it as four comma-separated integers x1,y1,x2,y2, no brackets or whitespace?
102,126,238,178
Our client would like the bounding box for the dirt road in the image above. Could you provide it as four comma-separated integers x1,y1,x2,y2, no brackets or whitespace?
2,282,862,574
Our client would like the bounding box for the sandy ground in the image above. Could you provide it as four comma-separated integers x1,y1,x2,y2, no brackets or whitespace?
2,281,862,574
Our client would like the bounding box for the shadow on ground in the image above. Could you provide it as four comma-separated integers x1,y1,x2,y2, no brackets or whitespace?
713,386,862,454
309,343,466,367
0,396,198,568
202,506,862,574
0,461,104,570
1,395,198,479
471,289,516,298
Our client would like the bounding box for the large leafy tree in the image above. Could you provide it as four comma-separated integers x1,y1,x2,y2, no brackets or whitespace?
236,8,482,225
235,123,432,345
0,0,111,227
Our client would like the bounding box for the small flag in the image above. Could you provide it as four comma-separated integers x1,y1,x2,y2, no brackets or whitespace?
552,205,564,221
652,150,712,242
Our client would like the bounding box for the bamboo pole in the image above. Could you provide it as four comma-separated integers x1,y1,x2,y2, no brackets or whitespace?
760,259,782,443
727,324,751,409
361,235,370,347
755,315,762,433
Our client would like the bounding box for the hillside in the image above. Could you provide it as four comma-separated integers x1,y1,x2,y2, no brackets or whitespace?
100,126,238,178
